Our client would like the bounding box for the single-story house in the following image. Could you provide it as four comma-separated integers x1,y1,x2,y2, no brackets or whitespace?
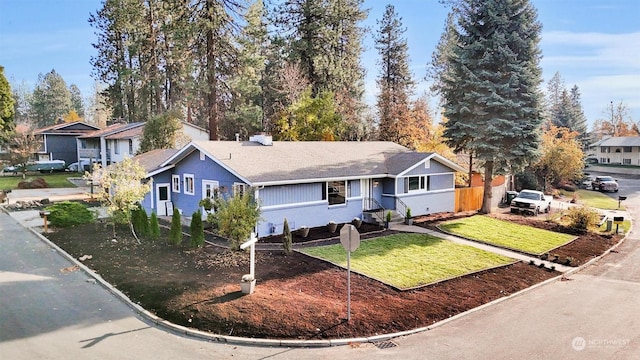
34,121,101,165
588,136,640,165
137,134,466,237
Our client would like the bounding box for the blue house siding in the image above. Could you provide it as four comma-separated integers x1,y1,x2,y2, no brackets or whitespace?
259,183,322,206
44,134,79,165
260,197,364,236
397,190,455,216
169,150,245,216
404,160,453,176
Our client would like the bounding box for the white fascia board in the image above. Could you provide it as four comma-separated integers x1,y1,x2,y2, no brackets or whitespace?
252,173,390,187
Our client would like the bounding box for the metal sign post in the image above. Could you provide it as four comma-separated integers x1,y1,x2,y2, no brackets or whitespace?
340,224,360,322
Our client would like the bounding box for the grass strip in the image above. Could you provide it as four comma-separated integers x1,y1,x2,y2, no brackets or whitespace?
439,215,575,255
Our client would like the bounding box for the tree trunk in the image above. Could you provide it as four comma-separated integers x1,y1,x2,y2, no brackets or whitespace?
206,0,218,141
480,160,494,214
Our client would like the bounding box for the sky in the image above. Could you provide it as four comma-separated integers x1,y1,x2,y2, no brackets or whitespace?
0,0,638,129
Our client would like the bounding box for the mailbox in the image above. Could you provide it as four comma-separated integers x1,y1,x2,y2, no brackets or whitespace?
618,196,627,201
613,216,624,225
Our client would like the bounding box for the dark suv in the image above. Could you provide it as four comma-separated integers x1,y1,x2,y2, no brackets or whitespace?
591,176,618,192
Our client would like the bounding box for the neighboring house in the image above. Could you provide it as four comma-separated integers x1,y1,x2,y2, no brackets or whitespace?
77,121,209,169
33,121,101,165
588,136,640,165
137,134,466,237
77,122,145,168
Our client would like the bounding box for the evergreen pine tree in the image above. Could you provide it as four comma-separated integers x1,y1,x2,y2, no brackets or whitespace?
0,66,15,136
149,212,160,241
282,218,292,255
169,208,183,245
190,210,205,248
374,4,414,145
433,0,544,213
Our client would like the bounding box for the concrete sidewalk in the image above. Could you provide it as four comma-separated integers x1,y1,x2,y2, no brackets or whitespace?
3,186,92,204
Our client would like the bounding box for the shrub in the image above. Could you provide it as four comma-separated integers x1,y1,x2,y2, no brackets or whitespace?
45,201,94,227
406,207,412,218
190,210,205,248
564,205,600,232
514,172,539,191
149,212,160,241
132,206,149,238
169,208,183,245
282,218,292,254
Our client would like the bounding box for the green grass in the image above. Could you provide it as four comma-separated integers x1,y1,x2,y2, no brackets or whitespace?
440,215,575,255
561,189,624,210
300,233,513,289
0,173,78,189
598,219,631,234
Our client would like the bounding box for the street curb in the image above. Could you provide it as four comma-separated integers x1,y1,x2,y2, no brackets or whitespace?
8,209,632,348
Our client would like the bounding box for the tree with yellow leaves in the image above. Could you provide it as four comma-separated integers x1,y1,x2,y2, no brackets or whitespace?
533,125,585,189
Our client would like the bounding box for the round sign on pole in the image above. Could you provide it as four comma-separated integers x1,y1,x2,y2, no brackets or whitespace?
340,224,360,252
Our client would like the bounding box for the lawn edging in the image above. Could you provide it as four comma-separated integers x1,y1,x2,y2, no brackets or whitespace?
10,207,631,349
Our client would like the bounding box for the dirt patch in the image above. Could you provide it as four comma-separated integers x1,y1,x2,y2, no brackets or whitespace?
44,217,567,340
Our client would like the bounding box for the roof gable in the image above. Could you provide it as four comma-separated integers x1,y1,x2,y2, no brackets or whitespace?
35,121,100,135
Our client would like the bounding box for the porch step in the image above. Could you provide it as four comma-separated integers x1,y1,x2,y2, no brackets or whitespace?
363,209,404,226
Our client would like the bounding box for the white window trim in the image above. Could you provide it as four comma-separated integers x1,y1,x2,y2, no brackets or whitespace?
172,175,180,193
184,173,195,195
233,182,247,196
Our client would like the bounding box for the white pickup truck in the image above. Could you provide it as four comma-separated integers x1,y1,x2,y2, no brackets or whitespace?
509,189,552,216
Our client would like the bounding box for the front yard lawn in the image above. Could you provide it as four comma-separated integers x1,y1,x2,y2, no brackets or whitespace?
0,173,77,189
563,189,623,210
300,233,514,289
439,215,576,255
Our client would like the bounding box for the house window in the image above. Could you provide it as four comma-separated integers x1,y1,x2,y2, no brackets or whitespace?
184,174,195,195
113,140,120,155
623,146,632,153
327,180,347,205
405,176,429,192
172,175,180,193
600,147,610,153
129,139,134,154
623,159,631,165
233,183,247,197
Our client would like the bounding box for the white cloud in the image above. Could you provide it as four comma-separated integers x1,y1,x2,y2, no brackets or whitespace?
542,31,640,69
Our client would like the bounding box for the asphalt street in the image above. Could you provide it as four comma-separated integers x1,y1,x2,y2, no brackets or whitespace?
1,173,639,359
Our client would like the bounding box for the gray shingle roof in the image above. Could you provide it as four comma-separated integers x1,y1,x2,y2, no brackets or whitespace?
599,136,640,147
134,148,179,174
164,141,464,185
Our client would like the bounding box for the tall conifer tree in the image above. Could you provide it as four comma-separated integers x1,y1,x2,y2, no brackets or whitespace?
433,0,544,213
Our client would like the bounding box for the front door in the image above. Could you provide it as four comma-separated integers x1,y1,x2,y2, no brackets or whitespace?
201,180,219,217
156,183,171,216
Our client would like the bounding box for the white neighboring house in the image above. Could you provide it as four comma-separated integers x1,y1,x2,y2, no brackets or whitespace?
588,136,640,165
77,121,209,169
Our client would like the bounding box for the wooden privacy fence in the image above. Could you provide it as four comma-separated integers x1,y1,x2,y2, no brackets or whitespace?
454,186,484,212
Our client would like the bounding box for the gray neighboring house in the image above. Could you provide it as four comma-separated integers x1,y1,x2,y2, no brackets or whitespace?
588,136,640,165
137,135,466,237
34,121,101,166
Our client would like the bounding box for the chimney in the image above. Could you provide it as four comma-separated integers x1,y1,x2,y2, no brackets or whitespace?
249,133,273,146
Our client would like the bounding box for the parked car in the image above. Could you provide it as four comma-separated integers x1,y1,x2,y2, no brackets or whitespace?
2,160,66,173
591,176,618,192
510,189,552,216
